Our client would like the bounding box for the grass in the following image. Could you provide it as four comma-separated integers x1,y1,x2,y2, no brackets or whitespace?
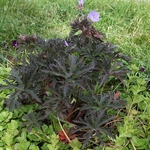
0,0,150,64
0,0,150,149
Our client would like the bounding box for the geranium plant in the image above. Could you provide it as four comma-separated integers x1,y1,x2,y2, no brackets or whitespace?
0,1,131,148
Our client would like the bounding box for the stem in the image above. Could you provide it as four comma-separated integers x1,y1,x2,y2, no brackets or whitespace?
130,140,136,150
57,115,71,143
127,101,133,116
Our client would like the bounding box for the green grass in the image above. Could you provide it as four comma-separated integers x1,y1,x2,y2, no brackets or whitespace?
0,0,150,65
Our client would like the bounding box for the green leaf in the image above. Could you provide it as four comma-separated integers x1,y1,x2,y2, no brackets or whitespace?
132,94,144,104
2,132,14,146
115,136,126,146
0,126,4,131
27,132,41,142
42,125,54,135
50,134,59,144
47,144,59,150
131,136,148,148
72,148,80,150
137,78,146,86
7,120,19,130
7,120,19,136
69,138,82,149
29,145,40,150
0,78,7,85
122,148,129,150
1,112,13,124
0,140,5,147
5,146,14,150
47,134,59,150
0,67,11,76
131,85,146,95
130,64,139,72
105,147,116,150
118,126,132,138
0,111,10,123
16,131,27,142
0,91,7,99
14,141,30,150
42,124,49,133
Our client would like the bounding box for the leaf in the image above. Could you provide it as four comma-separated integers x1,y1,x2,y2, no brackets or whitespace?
137,78,146,86
11,69,23,87
47,134,59,150
0,111,10,123
76,61,95,76
114,91,120,100
2,132,14,146
29,145,40,150
131,136,148,148
115,136,126,146
22,112,44,131
27,132,41,142
69,55,78,72
7,120,19,130
7,120,19,136
16,131,27,142
99,74,109,87
14,141,30,150
5,92,22,111
42,69,66,78
58,131,68,143
69,138,82,149
132,94,144,104
58,128,77,143
26,90,42,103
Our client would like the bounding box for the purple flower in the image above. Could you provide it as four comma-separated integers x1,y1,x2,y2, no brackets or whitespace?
64,40,69,47
12,40,18,47
78,0,84,7
139,67,145,72
87,11,100,22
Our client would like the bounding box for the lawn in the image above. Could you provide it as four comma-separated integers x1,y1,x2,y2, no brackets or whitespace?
0,0,150,149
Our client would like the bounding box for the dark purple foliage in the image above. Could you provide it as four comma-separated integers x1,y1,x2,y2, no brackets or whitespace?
1,16,130,148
